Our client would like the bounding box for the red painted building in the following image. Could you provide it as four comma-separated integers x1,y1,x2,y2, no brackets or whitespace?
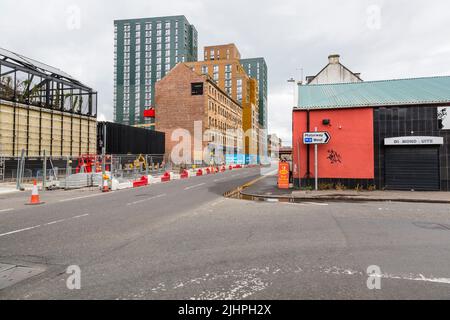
293,76,450,191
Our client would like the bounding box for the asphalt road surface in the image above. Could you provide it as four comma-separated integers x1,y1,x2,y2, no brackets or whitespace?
0,167,450,299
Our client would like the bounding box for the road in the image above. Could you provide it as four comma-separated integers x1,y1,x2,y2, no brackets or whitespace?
0,167,450,299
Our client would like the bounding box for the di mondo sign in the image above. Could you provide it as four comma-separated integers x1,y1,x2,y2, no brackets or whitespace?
385,136,444,146
303,132,331,145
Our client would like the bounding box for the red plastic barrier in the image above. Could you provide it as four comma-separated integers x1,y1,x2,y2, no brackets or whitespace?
181,170,189,179
196,169,203,176
161,172,171,182
133,176,148,188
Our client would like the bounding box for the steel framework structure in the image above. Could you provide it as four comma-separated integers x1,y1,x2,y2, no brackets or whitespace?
0,47,97,117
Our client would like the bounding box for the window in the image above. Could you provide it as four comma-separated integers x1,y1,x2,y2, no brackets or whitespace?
191,83,204,95
201,66,208,74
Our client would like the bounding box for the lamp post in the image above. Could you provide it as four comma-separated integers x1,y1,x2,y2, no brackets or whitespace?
288,78,301,189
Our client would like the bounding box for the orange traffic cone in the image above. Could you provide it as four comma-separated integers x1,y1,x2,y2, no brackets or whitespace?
27,180,43,205
102,178,110,193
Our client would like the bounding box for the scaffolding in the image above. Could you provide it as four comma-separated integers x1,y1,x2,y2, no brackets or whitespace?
0,47,98,158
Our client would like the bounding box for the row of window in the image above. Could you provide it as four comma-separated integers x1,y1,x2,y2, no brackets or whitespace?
122,20,180,33
122,36,180,46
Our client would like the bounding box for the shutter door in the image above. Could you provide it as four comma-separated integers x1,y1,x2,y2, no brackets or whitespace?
385,147,440,191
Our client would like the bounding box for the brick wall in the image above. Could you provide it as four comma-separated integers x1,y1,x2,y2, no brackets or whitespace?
155,64,207,162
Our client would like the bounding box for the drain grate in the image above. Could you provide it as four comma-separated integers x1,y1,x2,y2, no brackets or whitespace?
413,222,450,231
0,263,45,290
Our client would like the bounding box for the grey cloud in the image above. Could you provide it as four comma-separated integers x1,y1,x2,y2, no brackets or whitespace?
1,0,449,146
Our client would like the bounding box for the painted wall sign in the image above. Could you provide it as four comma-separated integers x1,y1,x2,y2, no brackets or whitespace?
438,107,449,130
385,136,444,146
303,132,331,145
278,162,290,189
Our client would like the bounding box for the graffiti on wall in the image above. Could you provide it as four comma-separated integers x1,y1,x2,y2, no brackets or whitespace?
327,149,342,164
438,107,449,130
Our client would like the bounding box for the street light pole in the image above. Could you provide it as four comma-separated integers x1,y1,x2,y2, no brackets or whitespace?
288,78,301,189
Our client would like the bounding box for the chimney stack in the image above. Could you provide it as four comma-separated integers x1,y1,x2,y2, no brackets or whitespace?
328,54,340,64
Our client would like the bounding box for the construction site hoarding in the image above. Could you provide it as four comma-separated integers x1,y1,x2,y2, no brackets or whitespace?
0,99,97,157
97,121,165,155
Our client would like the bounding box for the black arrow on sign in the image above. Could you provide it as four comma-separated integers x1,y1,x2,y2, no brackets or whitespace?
324,132,331,144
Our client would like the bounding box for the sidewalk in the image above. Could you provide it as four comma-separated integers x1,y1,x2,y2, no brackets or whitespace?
0,184,22,195
242,175,450,204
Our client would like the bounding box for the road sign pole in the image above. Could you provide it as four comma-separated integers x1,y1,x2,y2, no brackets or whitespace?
314,144,318,191
314,127,318,191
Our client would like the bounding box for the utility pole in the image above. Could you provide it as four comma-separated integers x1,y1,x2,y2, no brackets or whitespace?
43,150,47,191
102,123,106,190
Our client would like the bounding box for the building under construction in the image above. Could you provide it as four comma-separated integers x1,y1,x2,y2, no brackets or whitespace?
0,47,98,159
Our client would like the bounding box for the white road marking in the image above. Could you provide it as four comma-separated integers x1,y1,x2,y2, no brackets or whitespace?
45,219,67,226
304,202,329,206
72,213,90,219
0,225,42,237
184,183,206,191
214,177,226,182
59,193,106,203
127,194,166,206
322,266,450,285
0,213,90,238
0,208,14,213
283,202,307,206
211,199,226,207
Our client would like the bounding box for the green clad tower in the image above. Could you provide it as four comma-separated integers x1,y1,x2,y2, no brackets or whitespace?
114,15,198,128
240,57,268,158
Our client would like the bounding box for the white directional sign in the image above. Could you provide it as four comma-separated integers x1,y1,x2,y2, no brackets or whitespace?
303,132,331,145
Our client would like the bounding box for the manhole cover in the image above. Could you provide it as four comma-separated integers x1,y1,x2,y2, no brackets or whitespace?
413,222,450,231
0,263,45,290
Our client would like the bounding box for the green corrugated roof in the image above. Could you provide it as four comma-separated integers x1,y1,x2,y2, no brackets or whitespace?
297,76,450,110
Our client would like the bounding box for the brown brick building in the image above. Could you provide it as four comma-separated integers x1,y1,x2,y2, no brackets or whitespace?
155,63,242,164
185,44,260,158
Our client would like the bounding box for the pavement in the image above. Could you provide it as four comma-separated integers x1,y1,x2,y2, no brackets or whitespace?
0,167,450,299
242,175,450,204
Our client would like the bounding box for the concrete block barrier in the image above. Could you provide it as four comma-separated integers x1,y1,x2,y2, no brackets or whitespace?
148,175,162,184
117,181,133,190
170,172,181,180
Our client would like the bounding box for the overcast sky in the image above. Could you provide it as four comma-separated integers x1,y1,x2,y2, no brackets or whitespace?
2,0,450,146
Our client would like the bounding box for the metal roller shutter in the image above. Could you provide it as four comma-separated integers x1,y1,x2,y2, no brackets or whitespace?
385,147,440,191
